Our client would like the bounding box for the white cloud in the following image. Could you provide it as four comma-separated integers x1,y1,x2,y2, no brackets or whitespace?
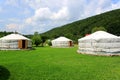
24,0,41,9
6,23,24,32
6,23,17,29
5,0,19,7
24,6,70,34
33,7,52,21
25,7,70,25
78,0,112,18
25,18,32,24
112,1,120,9
24,0,68,10
25,17,37,26
51,7,70,20
30,7,70,21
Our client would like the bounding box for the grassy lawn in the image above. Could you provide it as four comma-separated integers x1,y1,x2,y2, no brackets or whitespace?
0,46,120,80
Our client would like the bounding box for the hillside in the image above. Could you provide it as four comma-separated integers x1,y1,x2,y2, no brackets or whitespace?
42,9,120,41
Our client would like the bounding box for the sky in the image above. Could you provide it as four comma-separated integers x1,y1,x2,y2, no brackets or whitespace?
0,0,120,34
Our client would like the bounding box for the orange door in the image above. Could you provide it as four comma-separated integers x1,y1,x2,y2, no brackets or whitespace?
18,40,28,49
18,40,22,49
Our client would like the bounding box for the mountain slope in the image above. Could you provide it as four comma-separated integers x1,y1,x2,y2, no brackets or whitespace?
42,9,120,41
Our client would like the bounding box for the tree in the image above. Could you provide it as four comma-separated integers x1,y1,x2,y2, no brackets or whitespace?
41,36,49,47
46,39,52,46
32,32,42,47
92,26,107,33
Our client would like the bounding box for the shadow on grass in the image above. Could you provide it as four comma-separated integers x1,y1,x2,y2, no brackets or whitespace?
32,45,48,50
29,47,36,50
0,66,10,80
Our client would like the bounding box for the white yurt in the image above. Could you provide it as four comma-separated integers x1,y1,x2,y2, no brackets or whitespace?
0,33,32,50
51,36,73,48
77,31,120,56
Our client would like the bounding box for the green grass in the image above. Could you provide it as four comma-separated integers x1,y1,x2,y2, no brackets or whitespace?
0,47,120,80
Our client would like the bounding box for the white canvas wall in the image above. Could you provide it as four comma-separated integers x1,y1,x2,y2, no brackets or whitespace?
77,31,120,55
52,41,71,47
0,40,19,49
28,40,32,48
78,38,120,52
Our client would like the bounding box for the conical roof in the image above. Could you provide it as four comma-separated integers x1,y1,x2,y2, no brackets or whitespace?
52,36,72,41
0,34,30,40
79,31,118,41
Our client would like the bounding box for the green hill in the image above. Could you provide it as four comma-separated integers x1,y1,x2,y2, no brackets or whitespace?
42,9,120,42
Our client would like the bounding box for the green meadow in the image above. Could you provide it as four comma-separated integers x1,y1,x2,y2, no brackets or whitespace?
0,46,120,80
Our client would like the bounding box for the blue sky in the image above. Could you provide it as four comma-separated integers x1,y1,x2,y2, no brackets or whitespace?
0,0,120,34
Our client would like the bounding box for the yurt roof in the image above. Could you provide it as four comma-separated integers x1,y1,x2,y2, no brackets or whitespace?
52,36,72,41
0,34,30,40
79,31,118,41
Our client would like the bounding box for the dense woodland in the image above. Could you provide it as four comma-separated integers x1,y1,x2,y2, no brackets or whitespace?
41,9,120,42
0,31,13,38
0,9,120,43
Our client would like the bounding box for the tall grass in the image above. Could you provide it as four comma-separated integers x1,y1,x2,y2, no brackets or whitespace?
0,47,120,80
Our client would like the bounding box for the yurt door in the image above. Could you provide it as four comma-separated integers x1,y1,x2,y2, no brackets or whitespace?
69,41,72,46
18,40,27,49
22,40,26,48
